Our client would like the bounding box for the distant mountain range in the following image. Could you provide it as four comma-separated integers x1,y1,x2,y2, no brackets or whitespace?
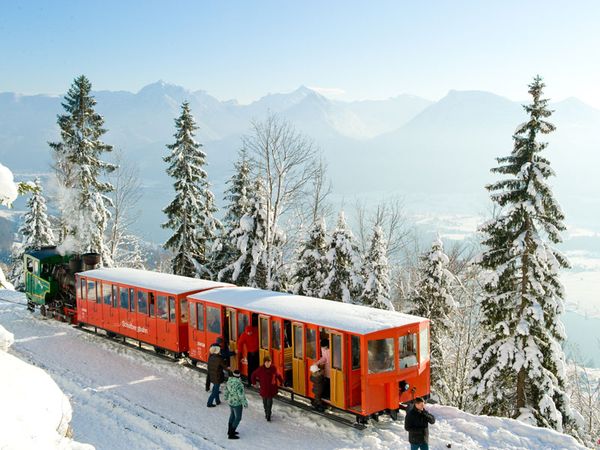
1,81,599,241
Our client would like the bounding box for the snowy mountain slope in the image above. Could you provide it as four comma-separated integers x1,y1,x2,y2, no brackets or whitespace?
0,290,588,450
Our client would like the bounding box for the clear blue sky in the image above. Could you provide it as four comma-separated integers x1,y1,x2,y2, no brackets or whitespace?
1,0,599,106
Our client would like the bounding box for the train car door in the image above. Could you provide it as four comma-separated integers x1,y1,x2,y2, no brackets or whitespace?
155,294,169,349
123,287,137,339
188,300,206,360
270,318,283,380
77,277,88,323
305,325,318,399
227,308,238,371
292,322,306,396
258,315,270,365
348,334,362,411
100,282,112,331
110,285,119,331
164,295,179,351
136,289,151,343
86,278,99,326
205,304,222,351
147,292,157,345
330,332,346,409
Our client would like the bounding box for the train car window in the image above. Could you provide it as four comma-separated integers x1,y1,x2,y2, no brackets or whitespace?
367,338,395,374
305,328,316,359
149,293,155,317
168,297,176,322
197,304,204,331
157,296,168,320
351,335,361,370
271,321,281,350
137,290,148,314
399,333,418,369
180,299,188,323
419,327,429,365
26,258,34,273
229,311,236,340
332,334,342,370
293,325,303,358
237,314,249,338
87,280,96,302
260,317,269,350
189,302,197,329
206,306,220,333
33,260,39,275
129,288,135,312
112,285,118,308
102,283,112,305
120,287,128,309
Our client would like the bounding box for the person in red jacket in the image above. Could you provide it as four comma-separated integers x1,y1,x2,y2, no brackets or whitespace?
250,355,283,421
237,323,259,384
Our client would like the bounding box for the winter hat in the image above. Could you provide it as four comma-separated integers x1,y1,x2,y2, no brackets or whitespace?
232,369,241,378
216,337,223,344
310,364,319,373
209,345,221,355
320,338,329,348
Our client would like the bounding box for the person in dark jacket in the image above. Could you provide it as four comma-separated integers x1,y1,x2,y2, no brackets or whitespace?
404,397,435,450
250,355,283,421
309,363,325,412
206,345,229,407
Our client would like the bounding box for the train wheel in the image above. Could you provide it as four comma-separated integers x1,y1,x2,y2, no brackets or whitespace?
390,409,399,421
154,346,165,355
356,415,368,425
27,302,35,312
40,305,47,317
106,331,117,338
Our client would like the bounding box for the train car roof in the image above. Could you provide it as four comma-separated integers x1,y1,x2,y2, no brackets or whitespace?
25,246,64,261
190,287,426,335
79,268,230,295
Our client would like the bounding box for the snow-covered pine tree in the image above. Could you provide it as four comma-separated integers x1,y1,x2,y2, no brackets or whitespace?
162,102,219,277
215,151,254,283
49,75,116,264
292,218,329,297
470,76,578,434
8,178,56,289
219,180,269,288
361,225,394,310
320,212,363,303
20,178,55,250
410,236,456,401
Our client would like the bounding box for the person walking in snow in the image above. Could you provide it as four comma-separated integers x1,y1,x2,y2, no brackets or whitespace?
404,397,435,450
309,363,326,412
224,369,248,439
251,355,283,421
206,345,229,407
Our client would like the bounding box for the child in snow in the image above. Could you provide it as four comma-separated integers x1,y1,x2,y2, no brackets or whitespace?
224,370,248,439
251,355,283,421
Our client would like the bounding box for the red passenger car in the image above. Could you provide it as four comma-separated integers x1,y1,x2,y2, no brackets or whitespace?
187,287,430,421
76,268,228,354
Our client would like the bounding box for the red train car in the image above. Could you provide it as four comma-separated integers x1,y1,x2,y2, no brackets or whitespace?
75,268,228,353
187,287,430,421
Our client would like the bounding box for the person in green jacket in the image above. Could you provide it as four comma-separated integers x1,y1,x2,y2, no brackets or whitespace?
224,369,248,439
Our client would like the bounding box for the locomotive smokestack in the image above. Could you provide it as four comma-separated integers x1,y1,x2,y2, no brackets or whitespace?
81,253,101,271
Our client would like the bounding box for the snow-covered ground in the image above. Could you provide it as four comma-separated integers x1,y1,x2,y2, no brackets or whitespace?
0,290,588,450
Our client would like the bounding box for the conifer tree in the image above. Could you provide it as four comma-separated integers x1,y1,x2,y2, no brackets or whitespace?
361,225,393,310
410,236,456,400
320,212,363,303
470,76,578,433
49,75,116,264
293,219,329,297
215,151,254,282
162,102,219,277
220,180,269,288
